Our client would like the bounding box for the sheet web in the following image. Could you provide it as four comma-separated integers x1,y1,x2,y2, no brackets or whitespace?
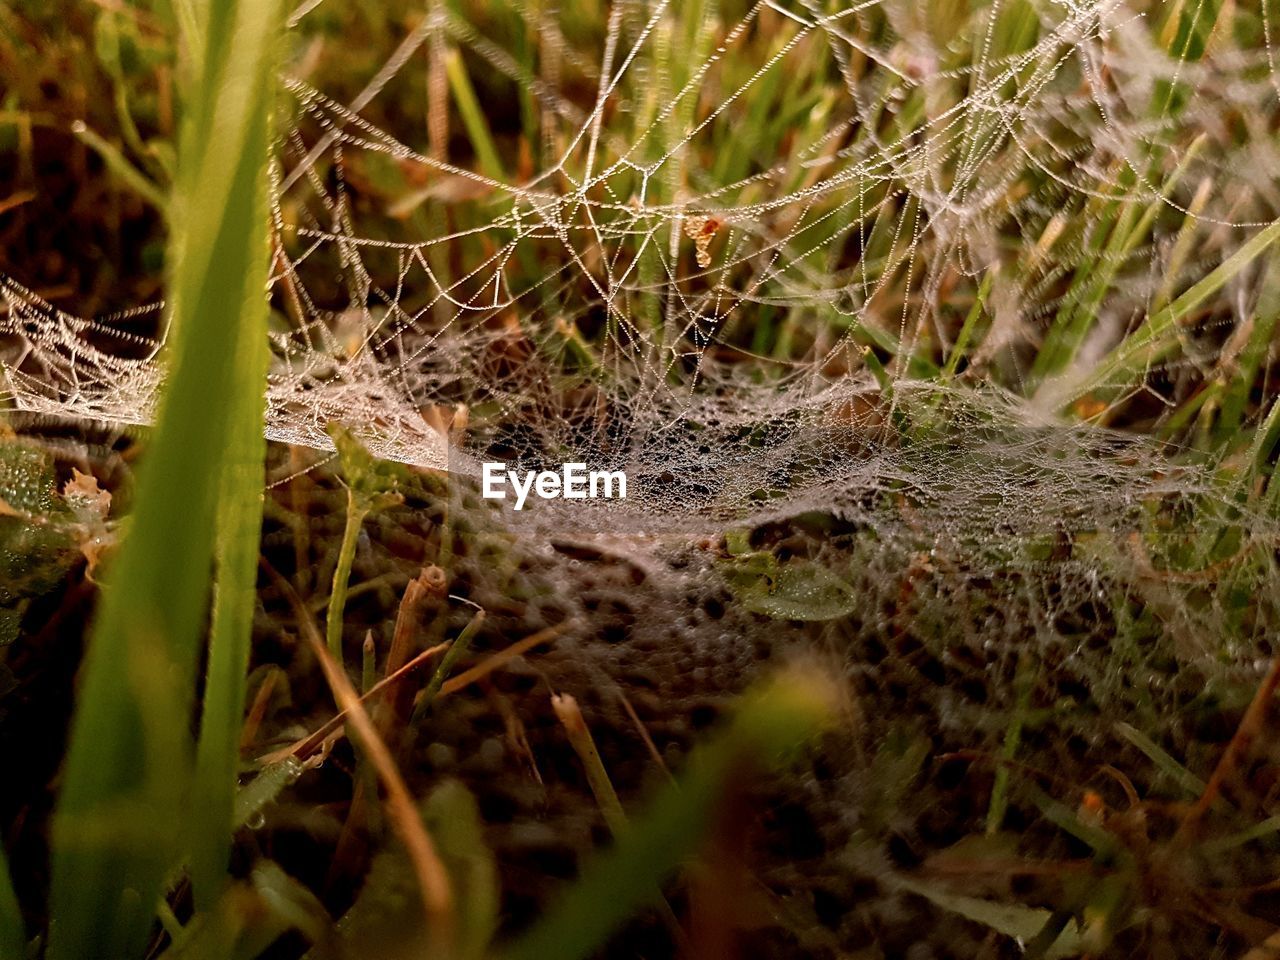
2,0,1278,545
7,3,1280,950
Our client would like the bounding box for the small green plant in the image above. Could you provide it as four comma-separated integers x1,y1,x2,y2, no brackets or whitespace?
324,423,405,660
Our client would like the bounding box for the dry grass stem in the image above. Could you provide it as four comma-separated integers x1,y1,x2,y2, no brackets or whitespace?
277,572,457,952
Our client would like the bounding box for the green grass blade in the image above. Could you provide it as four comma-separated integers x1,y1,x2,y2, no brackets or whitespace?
892,877,1084,960
1066,218,1280,407
411,609,485,723
445,49,506,182
233,759,305,831
942,270,993,381
1200,815,1280,857
70,122,169,216
1033,139,1204,389
1115,722,1206,797
0,841,24,960
502,664,839,960
1162,0,1223,63
1217,252,1280,443
47,1,283,956
986,654,1032,835
190,225,274,909
1248,397,1280,483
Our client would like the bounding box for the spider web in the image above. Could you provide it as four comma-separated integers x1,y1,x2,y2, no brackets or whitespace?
7,5,1280,949
1,0,1277,542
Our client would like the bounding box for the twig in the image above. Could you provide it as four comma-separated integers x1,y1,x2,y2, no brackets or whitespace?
617,689,675,784
387,568,447,677
552,693,628,836
261,622,568,764
1178,657,1280,842
258,638,450,765
258,555,570,764
273,567,456,950
381,566,447,734
437,621,571,696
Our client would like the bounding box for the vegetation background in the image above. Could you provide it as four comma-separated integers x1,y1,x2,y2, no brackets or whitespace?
3,0,1280,957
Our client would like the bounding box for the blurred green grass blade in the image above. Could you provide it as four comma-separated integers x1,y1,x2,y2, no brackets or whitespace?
1156,0,1223,115
445,49,506,182
190,223,274,910
317,782,496,960
1115,722,1206,797
1218,253,1280,442
423,782,498,960
93,10,166,183
502,665,839,960
233,759,305,831
1152,176,1213,314
1163,0,1223,62
942,270,993,381
0,842,23,960
986,654,1032,835
168,0,205,76
70,122,169,216
1200,816,1280,857
48,1,283,957
1067,218,1280,407
159,865,328,960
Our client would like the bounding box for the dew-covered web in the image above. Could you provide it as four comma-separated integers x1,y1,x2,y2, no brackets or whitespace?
7,4,1280,949
2,0,1279,553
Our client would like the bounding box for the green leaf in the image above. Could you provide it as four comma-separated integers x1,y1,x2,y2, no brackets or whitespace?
894,877,1086,960
721,553,858,621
